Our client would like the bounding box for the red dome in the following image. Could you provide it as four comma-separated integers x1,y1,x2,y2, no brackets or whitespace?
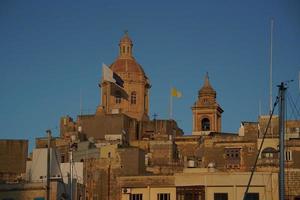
110,58,145,75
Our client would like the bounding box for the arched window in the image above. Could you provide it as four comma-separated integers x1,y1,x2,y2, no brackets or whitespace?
201,118,210,131
131,91,137,104
261,147,278,159
115,91,121,104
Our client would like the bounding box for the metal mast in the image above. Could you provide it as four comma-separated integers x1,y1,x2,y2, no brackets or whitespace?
269,18,274,114
278,82,286,200
46,130,52,200
269,18,274,138
70,149,73,200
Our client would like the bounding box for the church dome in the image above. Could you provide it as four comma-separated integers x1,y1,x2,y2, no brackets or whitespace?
110,58,146,75
198,73,216,98
111,32,146,76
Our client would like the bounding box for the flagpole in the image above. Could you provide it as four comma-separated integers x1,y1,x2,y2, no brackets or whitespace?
169,87,173,120
80,87,82,115
106,82,109,113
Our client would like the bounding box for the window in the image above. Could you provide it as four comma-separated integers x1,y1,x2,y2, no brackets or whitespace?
225,148,241,169
176,186,205,200
214,193,228,200
261,147,278,159
294,196,300,200
201,118,210,131
285,150,292,161
130,194,143,200
157,193,170,200
248,146,255,152
131,91,137,104
245,193,259,200
115,91,122,104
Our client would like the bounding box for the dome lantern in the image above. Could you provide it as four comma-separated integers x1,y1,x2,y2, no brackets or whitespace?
119,31,133,58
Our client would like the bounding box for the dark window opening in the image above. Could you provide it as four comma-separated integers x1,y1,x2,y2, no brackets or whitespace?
61,155,65,163
131,91,137,104
157,193,170,200
245,193,259,200
136,123,139,140
115,91,122,104
201,118,210,131
130,194,143,200
214,193,228,200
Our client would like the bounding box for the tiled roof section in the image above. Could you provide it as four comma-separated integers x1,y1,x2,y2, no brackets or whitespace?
110,58,146,75
198,73,216,97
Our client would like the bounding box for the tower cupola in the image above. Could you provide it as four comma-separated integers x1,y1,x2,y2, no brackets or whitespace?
198,73,216,98
119,31,133,59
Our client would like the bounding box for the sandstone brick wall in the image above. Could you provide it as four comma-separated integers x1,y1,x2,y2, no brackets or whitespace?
286,169,300,198
0,140,28,182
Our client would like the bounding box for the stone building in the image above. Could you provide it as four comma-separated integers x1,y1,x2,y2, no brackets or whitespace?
2,33,300,200
0,140,28,183
59,33,300,200
119,169,279,200
0,181,66,200
59,33,183,143
97,32,151,121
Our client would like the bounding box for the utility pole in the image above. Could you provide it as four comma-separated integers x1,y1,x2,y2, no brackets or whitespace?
70,149,73,200
46,130,52,200
278,82,286,200
69,136,78,200
107,163,111,200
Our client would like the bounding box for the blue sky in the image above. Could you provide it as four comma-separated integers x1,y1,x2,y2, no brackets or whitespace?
0,0,299,151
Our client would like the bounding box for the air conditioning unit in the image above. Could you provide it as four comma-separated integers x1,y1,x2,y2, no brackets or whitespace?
122,188,131,194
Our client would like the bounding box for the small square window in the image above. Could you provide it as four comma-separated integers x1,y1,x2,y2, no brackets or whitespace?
245,193,259,200
214,193,228,200
157,193,170,200
130,194,143,200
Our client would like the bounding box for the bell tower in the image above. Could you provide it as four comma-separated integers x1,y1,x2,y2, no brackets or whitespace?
192,73,223,135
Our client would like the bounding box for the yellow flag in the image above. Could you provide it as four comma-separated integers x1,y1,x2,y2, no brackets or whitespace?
171,87,182,98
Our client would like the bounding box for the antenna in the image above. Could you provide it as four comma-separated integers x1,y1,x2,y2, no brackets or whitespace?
80,88,82,115
259,99,262,116
299,71,300,91
269,18,274,114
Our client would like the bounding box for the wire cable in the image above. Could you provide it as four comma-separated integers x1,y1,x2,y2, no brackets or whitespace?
287,91,300,120
243,96,279,200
